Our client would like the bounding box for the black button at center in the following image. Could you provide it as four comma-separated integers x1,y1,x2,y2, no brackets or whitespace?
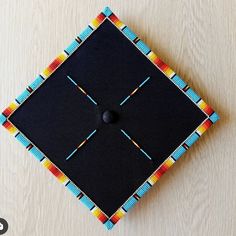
102,110,118,124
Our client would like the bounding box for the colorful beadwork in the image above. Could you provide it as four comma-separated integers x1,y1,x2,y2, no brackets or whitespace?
67,75,98,105
120,129,152,161
66,129,97,161
0,7,219,230
120,76,151,106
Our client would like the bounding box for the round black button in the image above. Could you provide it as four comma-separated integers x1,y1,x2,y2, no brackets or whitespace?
102,110,118,124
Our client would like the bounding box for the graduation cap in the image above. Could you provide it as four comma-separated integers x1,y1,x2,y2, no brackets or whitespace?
0,7,219,230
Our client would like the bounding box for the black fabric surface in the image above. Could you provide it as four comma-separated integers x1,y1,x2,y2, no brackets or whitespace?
9,20,206,216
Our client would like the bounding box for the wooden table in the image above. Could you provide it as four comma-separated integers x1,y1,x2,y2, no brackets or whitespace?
0,1,235,235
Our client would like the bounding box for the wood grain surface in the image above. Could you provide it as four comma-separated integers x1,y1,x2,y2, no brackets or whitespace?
0,1,235,235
